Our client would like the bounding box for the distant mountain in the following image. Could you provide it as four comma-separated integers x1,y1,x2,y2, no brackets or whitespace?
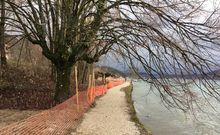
206,69,220,79
108,67,220,79
138,70,220,79
95,66,127,77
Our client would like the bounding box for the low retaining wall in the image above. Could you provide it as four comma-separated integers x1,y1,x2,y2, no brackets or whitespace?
0,80,125,135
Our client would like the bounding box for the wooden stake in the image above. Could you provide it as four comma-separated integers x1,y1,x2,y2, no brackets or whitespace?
103,73,106,84
75,66,79,111
93,69,95,88
87,65,92,103
88,74,92,89
88,74,92,103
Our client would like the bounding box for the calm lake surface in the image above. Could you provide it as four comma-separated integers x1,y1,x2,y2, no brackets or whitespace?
132,81,220,135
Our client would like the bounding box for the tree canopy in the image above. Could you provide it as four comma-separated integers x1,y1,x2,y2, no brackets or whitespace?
3,0,220,110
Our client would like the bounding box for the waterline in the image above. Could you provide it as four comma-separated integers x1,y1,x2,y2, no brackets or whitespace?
132,81,220,135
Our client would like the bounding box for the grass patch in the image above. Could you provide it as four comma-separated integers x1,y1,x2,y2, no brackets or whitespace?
122,82,152,135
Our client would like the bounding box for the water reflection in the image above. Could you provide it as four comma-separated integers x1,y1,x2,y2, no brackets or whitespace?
132,81,220,135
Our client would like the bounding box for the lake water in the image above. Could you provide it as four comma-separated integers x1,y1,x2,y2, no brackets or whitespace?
132,81,220,135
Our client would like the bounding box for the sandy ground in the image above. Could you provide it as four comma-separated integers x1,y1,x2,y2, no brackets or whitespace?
71,82,140,135
0,109,40,129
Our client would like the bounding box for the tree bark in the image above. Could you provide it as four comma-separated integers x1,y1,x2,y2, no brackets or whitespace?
81,63,88,84
54,66,73,103
50,63,56,81
0,0,6,67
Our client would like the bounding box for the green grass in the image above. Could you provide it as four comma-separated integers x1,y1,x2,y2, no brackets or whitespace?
122,83,152,135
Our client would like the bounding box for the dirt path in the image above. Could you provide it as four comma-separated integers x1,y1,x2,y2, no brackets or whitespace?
71,82,140,135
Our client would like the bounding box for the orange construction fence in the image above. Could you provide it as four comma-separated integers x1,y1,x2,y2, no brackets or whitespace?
87,79,125,104
0,79,125,135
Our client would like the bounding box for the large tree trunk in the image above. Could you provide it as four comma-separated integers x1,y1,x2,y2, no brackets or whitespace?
54,66,73,103
50,63,56,81
0,0,6,67
81,63,88,84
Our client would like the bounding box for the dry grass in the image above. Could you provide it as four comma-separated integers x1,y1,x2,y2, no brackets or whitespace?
122,83,152,135
0,109,40,129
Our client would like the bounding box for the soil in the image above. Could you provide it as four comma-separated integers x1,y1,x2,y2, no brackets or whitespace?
0,109,40,129
122,83,151,135
0,66,89,110
0,67,56,110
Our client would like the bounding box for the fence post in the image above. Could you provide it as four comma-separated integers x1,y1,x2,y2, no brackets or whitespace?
75,66,79,111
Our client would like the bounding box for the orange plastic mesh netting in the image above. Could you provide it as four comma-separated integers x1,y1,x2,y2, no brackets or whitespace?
0,79,125,135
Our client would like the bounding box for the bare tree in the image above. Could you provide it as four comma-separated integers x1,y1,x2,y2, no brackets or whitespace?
108,0,220,111
4,0,110,102
0,0,6,67
4,0,220,108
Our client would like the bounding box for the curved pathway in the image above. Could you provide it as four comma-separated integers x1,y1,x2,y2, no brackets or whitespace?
71,82,140,135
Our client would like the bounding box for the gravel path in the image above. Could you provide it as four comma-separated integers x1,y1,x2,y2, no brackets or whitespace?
71,82,140,135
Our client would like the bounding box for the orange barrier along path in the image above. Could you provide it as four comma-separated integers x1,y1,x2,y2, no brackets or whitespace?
0,79,125,135
87,79,125,104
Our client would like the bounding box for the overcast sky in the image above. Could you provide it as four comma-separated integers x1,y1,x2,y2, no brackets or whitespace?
98,0,220,74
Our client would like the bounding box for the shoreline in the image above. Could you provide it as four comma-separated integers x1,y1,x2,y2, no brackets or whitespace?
122,82,152,135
